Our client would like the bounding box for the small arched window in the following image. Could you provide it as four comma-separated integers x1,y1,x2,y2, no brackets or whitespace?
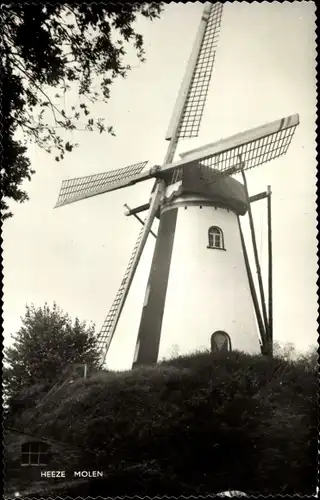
208,226,224,250
21,441,51,466
211,331,232,352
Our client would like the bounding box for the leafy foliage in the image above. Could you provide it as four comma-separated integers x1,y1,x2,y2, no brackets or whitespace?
0,3,163,220
6,349,317,496
3,303,101,417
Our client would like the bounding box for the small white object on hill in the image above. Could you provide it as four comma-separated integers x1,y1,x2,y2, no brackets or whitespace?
217,492,248,497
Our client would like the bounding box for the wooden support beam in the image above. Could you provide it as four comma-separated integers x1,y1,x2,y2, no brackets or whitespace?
125,203,150,216
237,216,267,351
124,204,157,238
125,191,268,219
267,185,273,357
241,167,269,348
249,191,268,204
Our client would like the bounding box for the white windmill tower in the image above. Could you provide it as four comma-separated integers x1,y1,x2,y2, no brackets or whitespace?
55,3,299,368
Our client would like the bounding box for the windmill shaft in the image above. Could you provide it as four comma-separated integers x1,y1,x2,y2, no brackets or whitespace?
163,135,179,166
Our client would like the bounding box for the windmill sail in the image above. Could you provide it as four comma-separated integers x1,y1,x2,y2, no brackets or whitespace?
96,222,146,363
177,113,300,182
96,180,164,365
166,2,223,142
56,112,298,211
55,161,148,208
177,3,223,139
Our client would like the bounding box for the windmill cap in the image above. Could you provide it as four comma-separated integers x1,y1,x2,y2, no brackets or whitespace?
163,161,248,216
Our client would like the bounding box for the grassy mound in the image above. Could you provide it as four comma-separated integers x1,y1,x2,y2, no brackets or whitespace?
7,350,317,496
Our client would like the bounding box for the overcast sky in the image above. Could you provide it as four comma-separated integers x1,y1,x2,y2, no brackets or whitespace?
3,2,317,371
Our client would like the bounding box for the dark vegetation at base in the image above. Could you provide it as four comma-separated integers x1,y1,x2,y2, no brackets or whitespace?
5,350,318,497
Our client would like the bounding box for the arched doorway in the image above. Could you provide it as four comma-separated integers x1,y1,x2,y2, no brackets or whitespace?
210,331,232,352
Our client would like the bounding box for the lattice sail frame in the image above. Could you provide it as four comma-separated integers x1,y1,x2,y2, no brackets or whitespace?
96,221,146,359
178,2,223,139
54,114,299,209
177,113,299,183
55,161,148,208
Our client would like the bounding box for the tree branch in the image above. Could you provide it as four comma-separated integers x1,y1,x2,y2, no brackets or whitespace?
9,53,70,125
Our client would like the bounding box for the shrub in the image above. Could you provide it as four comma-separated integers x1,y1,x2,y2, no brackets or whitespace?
6,350,317,496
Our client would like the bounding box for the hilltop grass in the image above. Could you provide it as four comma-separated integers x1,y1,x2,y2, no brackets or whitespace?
6,350,317,497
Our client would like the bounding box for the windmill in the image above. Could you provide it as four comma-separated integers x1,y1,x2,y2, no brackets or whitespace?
55,2,299,368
